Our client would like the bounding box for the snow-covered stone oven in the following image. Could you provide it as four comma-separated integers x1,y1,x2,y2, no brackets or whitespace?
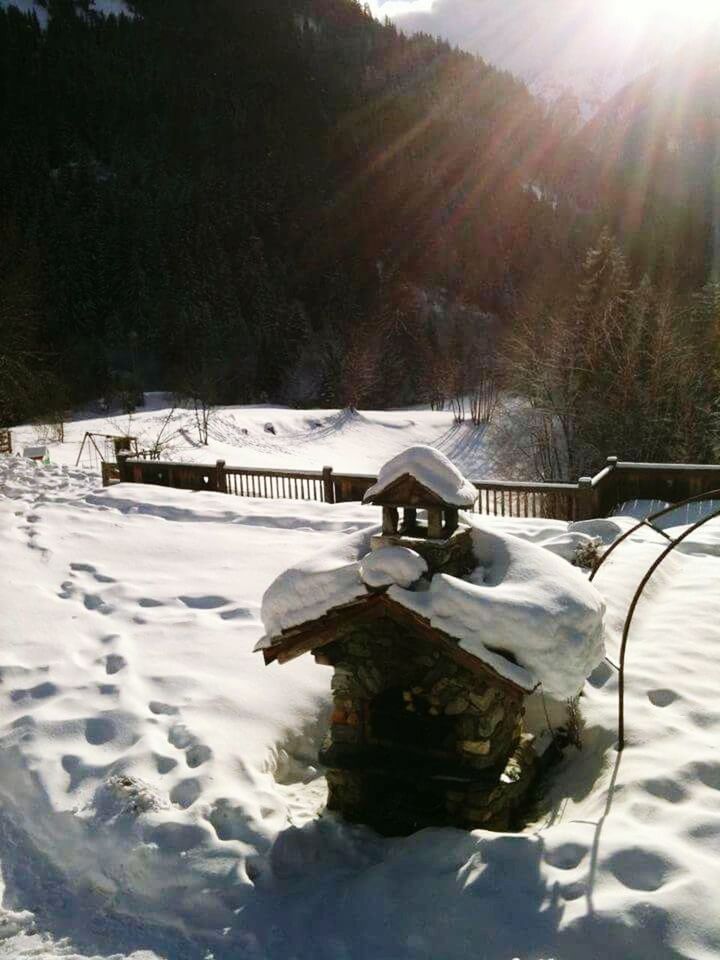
257,447,606,835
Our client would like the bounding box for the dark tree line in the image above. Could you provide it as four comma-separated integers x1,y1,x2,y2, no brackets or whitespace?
0,0,593,424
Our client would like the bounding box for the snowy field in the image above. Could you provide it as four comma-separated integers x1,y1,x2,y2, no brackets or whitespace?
9,394,525,479
1,454,720,959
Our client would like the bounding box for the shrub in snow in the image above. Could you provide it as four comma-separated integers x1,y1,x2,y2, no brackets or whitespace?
92,775,170,819
573,537,603,570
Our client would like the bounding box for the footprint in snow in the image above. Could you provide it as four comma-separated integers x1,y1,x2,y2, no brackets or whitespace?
9,681,58,703
83,593,115,615
544,842,588,870
154,753,178,775
105,654,127,675
70,562,116,584
179,595,230,610
170,777,202,809
647,688,678,707
85,716,118,745
641,777,687,804
219,607,254,621
168,722,213,768
149,701,179,716
606,847,676,892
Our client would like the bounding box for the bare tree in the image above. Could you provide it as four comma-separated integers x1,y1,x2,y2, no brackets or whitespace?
469,349,502,426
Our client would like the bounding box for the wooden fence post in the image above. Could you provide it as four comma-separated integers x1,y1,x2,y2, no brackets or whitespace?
576,476,595,520
117,453,131,483
216,460,227,494
322,466,335,504
600,456,619,515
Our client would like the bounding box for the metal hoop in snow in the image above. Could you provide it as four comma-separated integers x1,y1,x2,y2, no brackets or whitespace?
595,502,720,750
589,488,720,582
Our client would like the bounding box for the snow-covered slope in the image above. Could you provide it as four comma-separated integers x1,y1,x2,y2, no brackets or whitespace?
1,454,720,958
9,394,525,479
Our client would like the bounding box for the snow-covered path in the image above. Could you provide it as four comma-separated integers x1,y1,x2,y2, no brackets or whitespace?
1,455,719,959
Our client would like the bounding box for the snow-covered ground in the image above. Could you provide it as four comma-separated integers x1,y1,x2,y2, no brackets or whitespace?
1,454,720,959
8,394,525,479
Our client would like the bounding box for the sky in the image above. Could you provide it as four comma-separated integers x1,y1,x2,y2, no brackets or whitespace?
366,0,720,104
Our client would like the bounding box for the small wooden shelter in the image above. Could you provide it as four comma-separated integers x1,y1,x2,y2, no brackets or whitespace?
259,447,540,834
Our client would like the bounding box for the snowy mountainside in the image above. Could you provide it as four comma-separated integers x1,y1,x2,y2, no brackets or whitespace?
1,454,720,957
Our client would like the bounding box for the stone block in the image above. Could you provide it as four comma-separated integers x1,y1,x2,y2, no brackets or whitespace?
460,739,491,756
445,697,469,716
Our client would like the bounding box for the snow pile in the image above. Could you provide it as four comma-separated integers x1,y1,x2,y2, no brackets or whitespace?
359,546,428,589
258,524,378,642
363,444,478,507
389,523,606,698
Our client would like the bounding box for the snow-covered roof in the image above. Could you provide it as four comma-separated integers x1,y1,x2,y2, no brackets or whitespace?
362,445,478,508
258,515,606,698
257,525,378,647
389,523,606,699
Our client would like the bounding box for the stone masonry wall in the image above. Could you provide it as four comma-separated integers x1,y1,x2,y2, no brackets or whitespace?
317,618,536,834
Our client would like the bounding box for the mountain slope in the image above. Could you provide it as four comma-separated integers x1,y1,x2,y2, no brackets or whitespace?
580,35,720,286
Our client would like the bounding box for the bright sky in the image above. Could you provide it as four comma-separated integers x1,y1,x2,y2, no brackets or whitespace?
366,0,720,99
368,0,720,27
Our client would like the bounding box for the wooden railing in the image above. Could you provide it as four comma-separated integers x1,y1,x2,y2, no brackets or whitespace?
0,429,11,455
110,454,720,521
